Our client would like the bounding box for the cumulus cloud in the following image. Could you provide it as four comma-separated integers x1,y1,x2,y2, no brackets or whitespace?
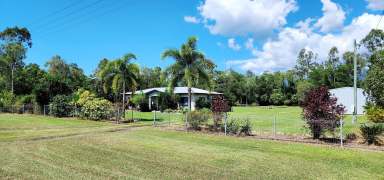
366,0,384,10
197,0,298,36
314,0,346,33
184,16,200,24
228,38,241,51
227,13,384,73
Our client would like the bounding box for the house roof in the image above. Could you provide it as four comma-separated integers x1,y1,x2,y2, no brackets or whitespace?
126,87,222,95
329,87,366,115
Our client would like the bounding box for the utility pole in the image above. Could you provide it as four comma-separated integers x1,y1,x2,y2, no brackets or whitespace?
352,40,357,124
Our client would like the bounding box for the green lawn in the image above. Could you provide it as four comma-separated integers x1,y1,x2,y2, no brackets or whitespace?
228,106,366,136
0,114,383,179
131,106,366,137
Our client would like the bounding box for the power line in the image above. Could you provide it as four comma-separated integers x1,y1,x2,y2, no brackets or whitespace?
34,1,130,39
31,0,107,33
26,0,85,27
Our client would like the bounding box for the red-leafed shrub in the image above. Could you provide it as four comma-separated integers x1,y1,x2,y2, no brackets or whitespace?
301,86,345,139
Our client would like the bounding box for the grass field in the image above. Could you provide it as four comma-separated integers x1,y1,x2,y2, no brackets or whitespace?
0,113,383,179
130,106,366,137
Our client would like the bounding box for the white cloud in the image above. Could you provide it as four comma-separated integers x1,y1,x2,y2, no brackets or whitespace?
184,16,200,24
228,13,384,73
228,38,241,51
314,0,346,33
198,0,298,36
366,0,384,10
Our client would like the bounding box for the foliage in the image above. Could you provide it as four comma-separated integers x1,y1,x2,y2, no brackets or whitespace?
296,80,314,104
361,29,384,52
162,36,215,111
364,50,384,106
301,86,345,139
294,48,316,80
360,123,383,145
187,110,210,130
239,119,252,136
131,93,150,112
195,97,211,109
365,104,384,123
270,89,285,105
225,118,240,135
49,95,73,117
158,92,179,111
0,91,15,107
73,89,96,107
80,98,113,121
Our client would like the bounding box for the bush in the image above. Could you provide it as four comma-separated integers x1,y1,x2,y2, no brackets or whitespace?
196,97,211,109
158,92,179,111
187,110,210,130
80,98,113,121
239,119,252,136
360,123,383,145
0,91,15,108
225,119,240,135
283,99,292,106
270,90,285,105
131,93,150,112
49,95,73,117
365,105,384,123
301,86,345,139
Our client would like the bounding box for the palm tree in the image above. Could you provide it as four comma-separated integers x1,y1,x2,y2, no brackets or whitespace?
162,37,215,127
97,53,139,122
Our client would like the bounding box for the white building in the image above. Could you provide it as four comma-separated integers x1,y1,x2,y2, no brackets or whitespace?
329,87,367,115
125,87,222,111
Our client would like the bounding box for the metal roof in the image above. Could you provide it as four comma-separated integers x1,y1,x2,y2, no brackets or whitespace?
126,87,222,95
329,87,367,115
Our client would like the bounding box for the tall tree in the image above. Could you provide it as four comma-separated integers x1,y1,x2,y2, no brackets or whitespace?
0,27,32,94
0,43,26,93
162,36,215,112
361,29,384,53
294,48,316,80
325,47,340,88
97,54,139,121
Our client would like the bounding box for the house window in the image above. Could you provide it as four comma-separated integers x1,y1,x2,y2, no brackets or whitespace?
180,97,188,106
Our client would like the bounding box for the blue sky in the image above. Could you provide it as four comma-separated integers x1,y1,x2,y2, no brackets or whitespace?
0,0,383,75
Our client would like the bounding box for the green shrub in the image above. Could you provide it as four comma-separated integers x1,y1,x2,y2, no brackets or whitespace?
360,123,383,145
365,105,384,123
188,110,210,130
0,91,15,108
239,119,252,136
73,89,96,107
270,90,285,105
80,98,113,121
196,97,211,109
49,95,73,117
131,93,150,112
225,119,240,135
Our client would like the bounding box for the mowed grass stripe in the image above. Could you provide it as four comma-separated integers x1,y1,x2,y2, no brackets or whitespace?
1,126,383,179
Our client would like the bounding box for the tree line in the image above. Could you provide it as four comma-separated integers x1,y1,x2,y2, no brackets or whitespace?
1,26,384,111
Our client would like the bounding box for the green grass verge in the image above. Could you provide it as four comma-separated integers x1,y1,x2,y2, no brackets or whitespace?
0,114,383,179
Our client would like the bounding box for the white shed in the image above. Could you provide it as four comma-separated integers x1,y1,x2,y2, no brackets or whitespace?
329,87,367,115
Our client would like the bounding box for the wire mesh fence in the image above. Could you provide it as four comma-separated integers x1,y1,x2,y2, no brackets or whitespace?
1,104,383,147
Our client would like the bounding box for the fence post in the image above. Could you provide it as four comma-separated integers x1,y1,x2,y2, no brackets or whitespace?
22,104,25,114
224,112,227,136
273,114,277,137
340,118,343,147
168,112,171,126
153,111,156,126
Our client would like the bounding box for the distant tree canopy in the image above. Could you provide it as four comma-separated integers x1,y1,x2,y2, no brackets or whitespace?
0,27,380,110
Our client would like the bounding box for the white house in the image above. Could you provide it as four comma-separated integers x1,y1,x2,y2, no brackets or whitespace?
125,87,222,111
329,87,367,115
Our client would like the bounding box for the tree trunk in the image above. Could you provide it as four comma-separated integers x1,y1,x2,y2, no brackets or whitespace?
11,63,14,94
188,87,192,112
122,80,126,120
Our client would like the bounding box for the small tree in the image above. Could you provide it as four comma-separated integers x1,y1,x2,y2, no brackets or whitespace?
301,86,345,139
211,95,230,128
